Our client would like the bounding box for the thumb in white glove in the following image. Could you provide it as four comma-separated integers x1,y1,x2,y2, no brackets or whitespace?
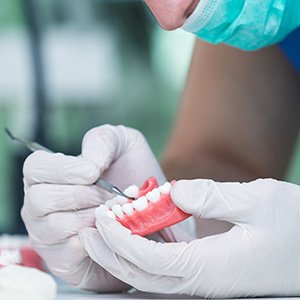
80,178,300,298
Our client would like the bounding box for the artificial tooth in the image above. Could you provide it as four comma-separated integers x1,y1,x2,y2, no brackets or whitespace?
104,199,116,208
124,185,139,198
95,205,109,218
112,204,124,218
146,188,160,203
106,211,116,220
132,196,148,211
158,182,172,194
114,195,128,205
122,203,134,216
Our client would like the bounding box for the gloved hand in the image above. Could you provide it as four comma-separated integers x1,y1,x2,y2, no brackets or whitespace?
21,125,186,291
80,178,300,298
81,125,165,189
21,150,129,292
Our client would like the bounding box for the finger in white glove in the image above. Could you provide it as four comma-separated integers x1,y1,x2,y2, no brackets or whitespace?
82,125,165,188
81,217,204,295
23,151,100,186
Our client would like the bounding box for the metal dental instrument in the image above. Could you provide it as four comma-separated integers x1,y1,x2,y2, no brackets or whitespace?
5,128,51,152
4,128,135,200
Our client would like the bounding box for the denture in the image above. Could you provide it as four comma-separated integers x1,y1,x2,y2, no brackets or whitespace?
95,177,191,236
0,248,44,270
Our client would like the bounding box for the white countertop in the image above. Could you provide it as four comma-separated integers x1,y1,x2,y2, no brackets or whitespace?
56,282,300,300
57,289,193,299
57,287,300,300
57,293,300,300
56,284,194,299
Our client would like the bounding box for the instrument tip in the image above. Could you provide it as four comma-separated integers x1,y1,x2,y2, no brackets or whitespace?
4,127,14,140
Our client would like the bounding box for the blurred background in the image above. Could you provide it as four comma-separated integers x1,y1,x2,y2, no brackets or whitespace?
1,0,300,235
0,0,194,234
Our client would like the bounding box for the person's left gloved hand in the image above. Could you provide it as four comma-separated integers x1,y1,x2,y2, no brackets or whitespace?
80,178,300,298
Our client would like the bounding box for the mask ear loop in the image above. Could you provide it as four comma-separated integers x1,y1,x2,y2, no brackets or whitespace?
181,0,212,33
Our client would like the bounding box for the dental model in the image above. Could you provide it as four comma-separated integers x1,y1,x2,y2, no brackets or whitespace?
0,236,44,270
0,238,56,300
95,177,191,236
0,265,57,300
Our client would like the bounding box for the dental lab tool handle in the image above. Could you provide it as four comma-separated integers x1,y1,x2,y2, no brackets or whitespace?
27,142,53,153
4,128,133,199
4,128,52,153
95,179,132,199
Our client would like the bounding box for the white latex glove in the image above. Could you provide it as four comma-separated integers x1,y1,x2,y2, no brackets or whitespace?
81,125,165,189
21,150,128,292
80,178,300,298
21,125,188,292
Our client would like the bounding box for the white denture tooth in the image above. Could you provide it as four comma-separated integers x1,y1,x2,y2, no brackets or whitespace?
132,196,148,211
95,205,109,218
105,199,116,209
124,185,139,198
146,188,160,203
122,203,134,216
164,182,172,193
106,211,116,220
112,204,124,219
158,182,172,194
114,195,128,205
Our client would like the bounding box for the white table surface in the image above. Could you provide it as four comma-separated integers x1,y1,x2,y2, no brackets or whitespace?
56,284,195,299
57,288,194,299
57,292,191,299
57,293,300,300
56,286,300,300
57,294,300,300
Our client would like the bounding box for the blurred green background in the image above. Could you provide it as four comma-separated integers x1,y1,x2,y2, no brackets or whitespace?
1,0,300,234
0,0,194,233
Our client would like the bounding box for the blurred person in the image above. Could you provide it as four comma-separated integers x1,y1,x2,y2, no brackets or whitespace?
21,0,300,297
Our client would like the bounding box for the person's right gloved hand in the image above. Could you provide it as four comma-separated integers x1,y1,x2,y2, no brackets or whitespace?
21,125,188,291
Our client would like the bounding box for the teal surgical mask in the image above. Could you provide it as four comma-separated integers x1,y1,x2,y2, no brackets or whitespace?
182,0,300,50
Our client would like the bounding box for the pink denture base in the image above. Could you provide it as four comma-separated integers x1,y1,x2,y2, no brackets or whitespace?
117,177,191,236
0,247,44,270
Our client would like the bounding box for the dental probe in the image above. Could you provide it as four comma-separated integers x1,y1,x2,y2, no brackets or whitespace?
4,128,135,200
